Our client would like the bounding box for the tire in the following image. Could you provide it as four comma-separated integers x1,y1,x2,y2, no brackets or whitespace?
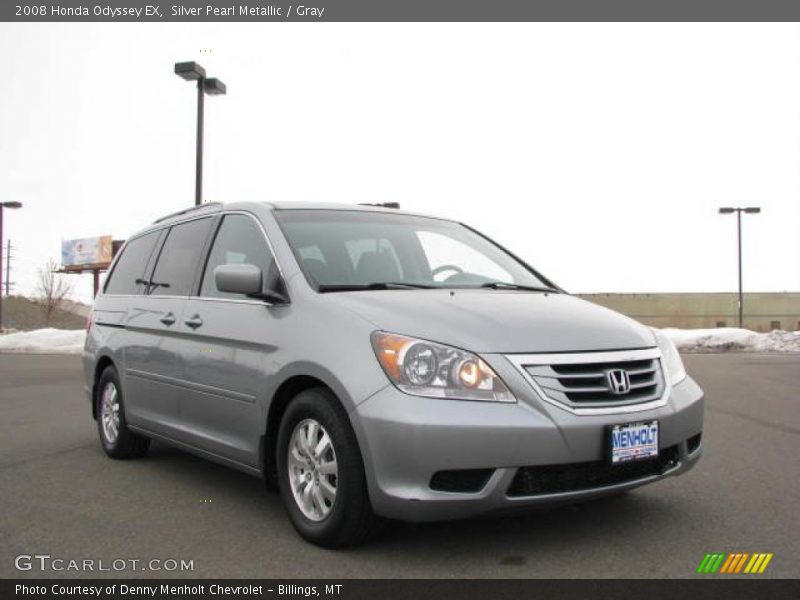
96,365,150,459
276,387,378,547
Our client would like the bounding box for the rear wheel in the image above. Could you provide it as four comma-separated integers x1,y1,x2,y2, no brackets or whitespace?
276,387,378,547
96,366,150,459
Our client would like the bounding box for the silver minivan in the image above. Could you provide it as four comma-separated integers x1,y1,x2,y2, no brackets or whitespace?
84,202,704,547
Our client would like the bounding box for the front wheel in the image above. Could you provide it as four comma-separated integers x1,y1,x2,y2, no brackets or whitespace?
276,388,378,547
96,366,150,459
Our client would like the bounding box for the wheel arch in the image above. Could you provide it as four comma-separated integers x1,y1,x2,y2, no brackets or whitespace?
262,364,358,487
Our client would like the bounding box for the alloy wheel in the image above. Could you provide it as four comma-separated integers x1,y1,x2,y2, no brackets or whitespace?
287,418,338,521
100,381,120,445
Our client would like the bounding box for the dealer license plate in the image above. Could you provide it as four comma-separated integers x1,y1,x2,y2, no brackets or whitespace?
609,420,659,464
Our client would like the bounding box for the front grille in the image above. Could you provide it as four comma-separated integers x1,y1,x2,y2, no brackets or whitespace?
524,356,665,409
507,445,680,497
430,469,494,493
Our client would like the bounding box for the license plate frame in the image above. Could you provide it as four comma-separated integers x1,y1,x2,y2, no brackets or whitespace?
607,420,659,464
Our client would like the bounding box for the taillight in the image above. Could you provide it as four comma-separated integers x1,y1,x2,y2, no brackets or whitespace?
86,312,94,332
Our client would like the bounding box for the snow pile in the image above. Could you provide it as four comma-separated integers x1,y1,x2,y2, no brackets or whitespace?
0,328,86,354
660,327,800,353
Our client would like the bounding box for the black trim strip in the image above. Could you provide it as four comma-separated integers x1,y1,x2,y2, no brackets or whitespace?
95,322,126,329
126,368,256,404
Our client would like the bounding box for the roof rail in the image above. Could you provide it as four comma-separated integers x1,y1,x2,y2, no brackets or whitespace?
358,202,400,209
153,202,222,224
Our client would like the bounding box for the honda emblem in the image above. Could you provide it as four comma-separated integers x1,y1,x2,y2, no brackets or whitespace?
606,369,631,395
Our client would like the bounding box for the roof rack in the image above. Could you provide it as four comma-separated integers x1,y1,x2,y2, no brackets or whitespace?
358,202,400,209
153,202,222,224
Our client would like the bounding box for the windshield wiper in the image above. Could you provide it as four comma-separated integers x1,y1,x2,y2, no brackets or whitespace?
318,282,435,292
479,282,561,293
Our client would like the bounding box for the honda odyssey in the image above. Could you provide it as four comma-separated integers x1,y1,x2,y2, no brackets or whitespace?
83,202,704,547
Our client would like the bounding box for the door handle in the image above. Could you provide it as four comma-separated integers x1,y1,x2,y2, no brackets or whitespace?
184,314,204,329
160,312,176,326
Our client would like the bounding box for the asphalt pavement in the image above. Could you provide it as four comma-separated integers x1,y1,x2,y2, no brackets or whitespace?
0,352,798,578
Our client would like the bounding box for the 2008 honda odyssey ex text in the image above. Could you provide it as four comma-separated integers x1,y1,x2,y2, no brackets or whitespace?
84,202,704,547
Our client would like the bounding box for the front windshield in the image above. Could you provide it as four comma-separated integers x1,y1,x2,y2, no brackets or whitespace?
275,209,556,291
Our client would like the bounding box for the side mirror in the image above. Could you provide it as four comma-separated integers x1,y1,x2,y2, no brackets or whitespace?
214,264,289,304
214,263,289,304
215,263,262,296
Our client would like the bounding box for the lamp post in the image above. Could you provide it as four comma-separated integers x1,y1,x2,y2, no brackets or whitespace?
174,61,227,207
718,206,761,328
0,201,23,331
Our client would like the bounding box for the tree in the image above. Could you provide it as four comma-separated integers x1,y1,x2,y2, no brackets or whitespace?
36,259,73,326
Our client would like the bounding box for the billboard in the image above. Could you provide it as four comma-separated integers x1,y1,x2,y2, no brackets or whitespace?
61,235,113,268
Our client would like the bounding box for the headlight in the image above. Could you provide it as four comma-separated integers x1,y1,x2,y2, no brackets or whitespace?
370,332,516,403
655,331,687,386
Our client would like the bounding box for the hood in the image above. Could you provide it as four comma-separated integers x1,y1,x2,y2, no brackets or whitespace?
330,289,656,353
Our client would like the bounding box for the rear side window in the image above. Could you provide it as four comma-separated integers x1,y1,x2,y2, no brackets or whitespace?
149,218,213,296
200,214,278,299
104,231,161,295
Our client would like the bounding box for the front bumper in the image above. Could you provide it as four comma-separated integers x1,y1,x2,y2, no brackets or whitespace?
350,354,704,522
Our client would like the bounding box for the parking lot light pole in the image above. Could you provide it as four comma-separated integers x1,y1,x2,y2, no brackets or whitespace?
0,201,23,331
718,206,761,328
174,61,227,207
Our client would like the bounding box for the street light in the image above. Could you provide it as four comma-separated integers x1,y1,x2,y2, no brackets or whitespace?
174,61,227,207
718,206,761,328
0,201,23,331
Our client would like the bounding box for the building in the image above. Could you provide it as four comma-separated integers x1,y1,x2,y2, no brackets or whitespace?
578,292,800,332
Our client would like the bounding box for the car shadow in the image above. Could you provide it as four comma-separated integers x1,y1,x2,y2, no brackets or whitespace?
141,441,689,560
364,492,682,556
